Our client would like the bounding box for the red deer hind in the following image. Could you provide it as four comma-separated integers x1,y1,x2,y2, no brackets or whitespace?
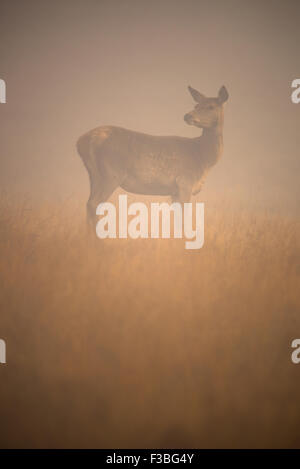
77,85,229,227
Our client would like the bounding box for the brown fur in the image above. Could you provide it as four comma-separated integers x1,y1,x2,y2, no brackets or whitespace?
77,86,229,226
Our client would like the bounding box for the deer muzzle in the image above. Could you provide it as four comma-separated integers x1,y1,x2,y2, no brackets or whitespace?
184,113,193,124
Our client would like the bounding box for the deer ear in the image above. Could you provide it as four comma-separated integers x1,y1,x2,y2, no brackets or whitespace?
218,85,229,103
188,86,205,103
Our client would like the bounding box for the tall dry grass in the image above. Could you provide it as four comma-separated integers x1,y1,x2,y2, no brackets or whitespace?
0,193,299,448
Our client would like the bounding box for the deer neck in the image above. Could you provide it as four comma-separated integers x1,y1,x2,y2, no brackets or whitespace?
199,109,224,167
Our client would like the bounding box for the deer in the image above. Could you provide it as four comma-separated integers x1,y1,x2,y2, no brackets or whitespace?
77,85,229,227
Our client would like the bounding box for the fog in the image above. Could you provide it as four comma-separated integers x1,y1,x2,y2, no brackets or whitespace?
1,0,299,213
1,1,300,449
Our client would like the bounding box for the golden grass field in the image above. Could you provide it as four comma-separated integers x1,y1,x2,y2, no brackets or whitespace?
0,192,299,448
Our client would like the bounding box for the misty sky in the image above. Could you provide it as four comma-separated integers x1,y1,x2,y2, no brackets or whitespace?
0,0,299,212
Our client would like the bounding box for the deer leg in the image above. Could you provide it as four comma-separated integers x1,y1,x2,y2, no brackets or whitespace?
172,177,192,204
171,191,191,204
86,174,119,231
171,181,193,234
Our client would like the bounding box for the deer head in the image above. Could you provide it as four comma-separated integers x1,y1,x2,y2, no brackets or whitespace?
184,85,229,129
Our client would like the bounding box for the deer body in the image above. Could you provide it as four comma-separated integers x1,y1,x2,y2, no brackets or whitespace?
77,85,228,226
